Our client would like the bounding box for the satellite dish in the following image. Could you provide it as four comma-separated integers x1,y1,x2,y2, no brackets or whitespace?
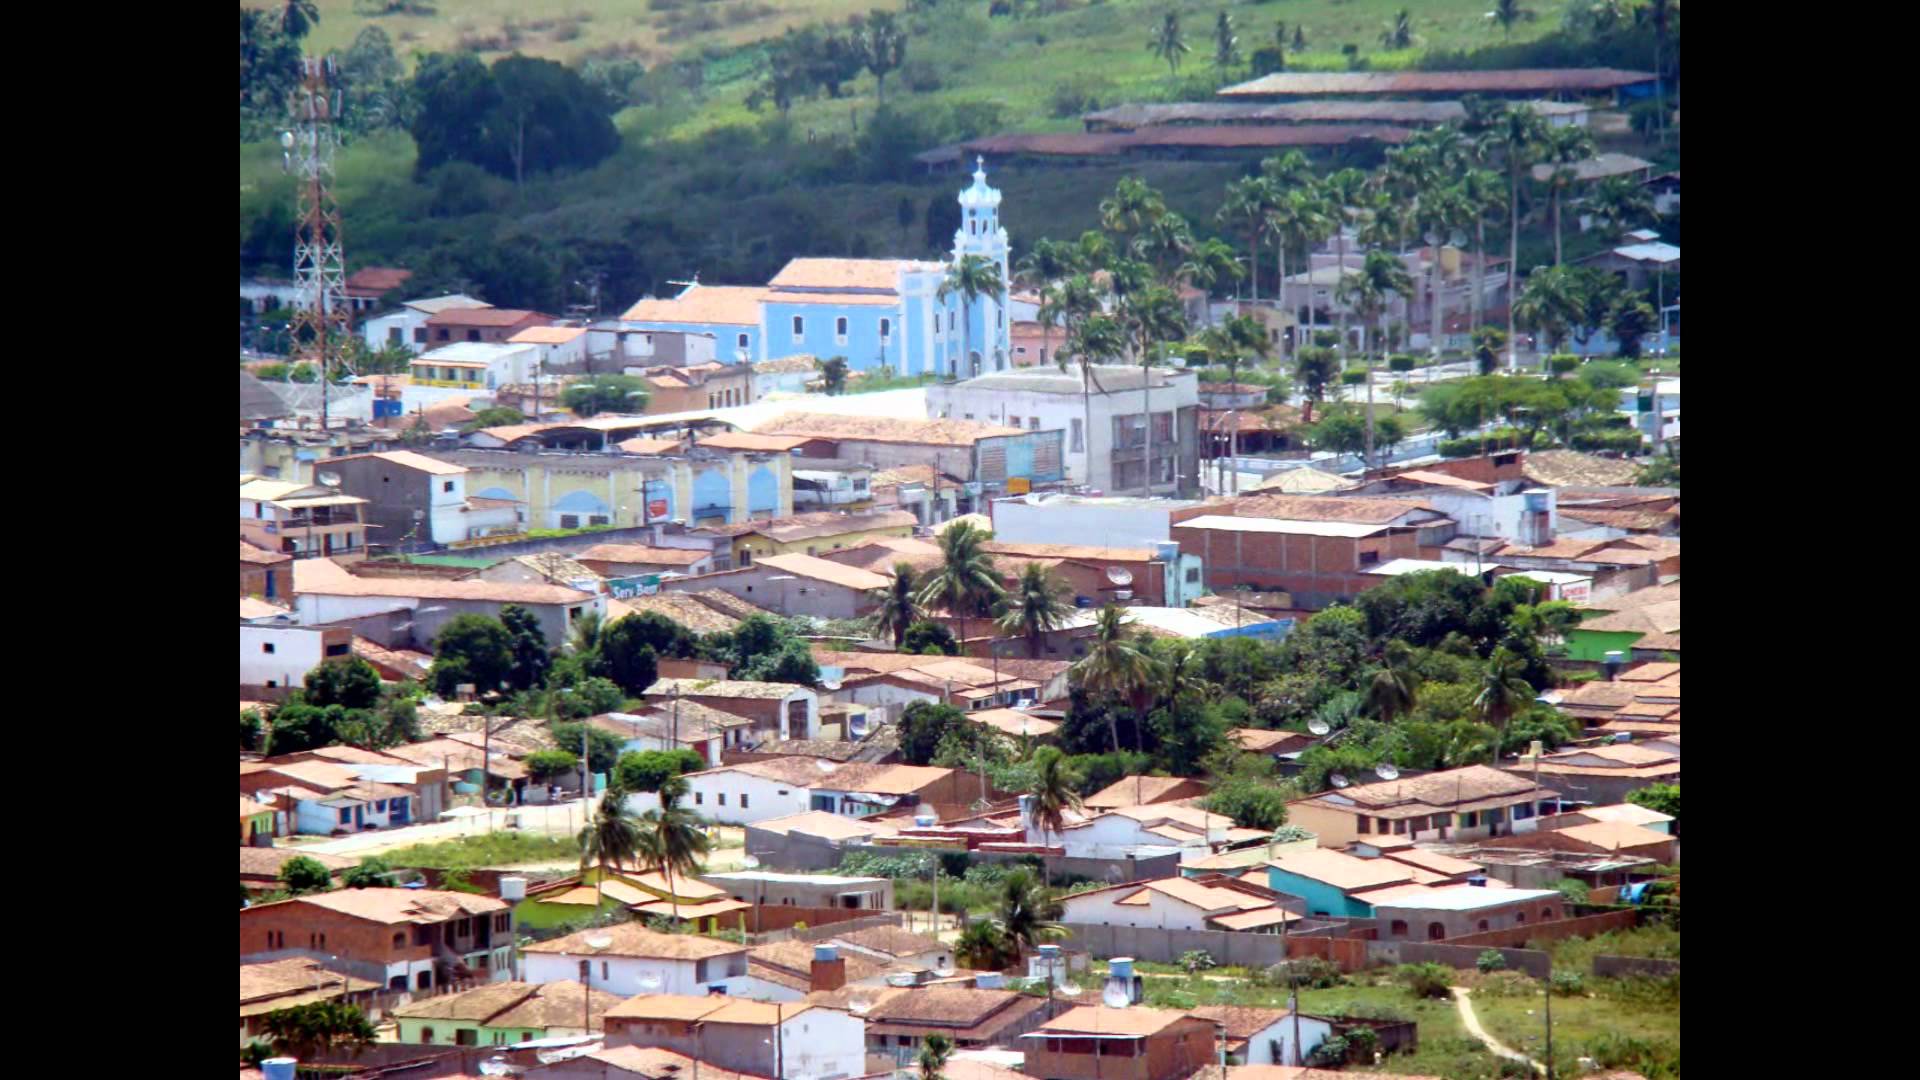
1307,719,1331,736
479,1059,512,1077
1329,773,1351,789
1105,566,1134,587
317,471,341,487
821,680,843,692
1374,763,1400,781
849,999,874,1015
742,855,762,869
586,934,614,950
1058,983,1083,998
1101,983,1132,1008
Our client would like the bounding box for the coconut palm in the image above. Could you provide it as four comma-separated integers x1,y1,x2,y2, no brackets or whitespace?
568,610,604,655
1218,175,1280,301
1474,647,1536,740
1380,8,1415,49
1027,746,1083,884
1148,11,1191,76
1016,238,1079,292
916,520,1003,648
1065,312,1125,485
1213,11,1241,70
1333,249,1413,469
955,919,1014,971
1412,181,1471,360
1486,0,1536,39
1178,238,1244,327
1587,175,1656,238
1484,104,1550,370
1638,0,1677,145
1269,188,1333,360
636,777,710,922
1365,641,1421,723
1317,169,1371,358
1513,264,1582,353
997,562,1075,658
579,786,644,908
868,561,924,648
1537,125,1596,265
279,0,320,40
1071,604,1157,752
938,255,1005,379
918,1033,955,1080
1101,177,1169,241
995,868,1066,961
1459,166,1505,338
1131,212,1194,281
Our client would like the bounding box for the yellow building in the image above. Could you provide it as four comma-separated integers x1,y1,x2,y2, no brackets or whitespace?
718,509,920,566
435,446,793,533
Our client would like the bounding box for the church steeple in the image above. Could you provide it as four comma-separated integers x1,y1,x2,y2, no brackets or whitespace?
952,156,1008,262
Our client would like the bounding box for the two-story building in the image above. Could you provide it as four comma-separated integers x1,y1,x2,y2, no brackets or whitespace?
637,361,757,413
239,958,382,1048
241,540,294,601
752,412,1066,515
240,476,373,563
925,366,1202,497
424,307,556,347
239,620,352,691
1284,765,1560,849
361,293,493,354
640,679,820,743
663,552,891,620
326,449,522,552
238,889,513,992
521,922,752,998
1171,494,1453,609
291,557,604,649
408,341,541,394
600,994,866,1080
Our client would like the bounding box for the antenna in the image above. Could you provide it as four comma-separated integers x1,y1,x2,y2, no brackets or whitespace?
1329,773,1351,789
1307,719,1331,736
1374,763,1400,781
286,55,353,432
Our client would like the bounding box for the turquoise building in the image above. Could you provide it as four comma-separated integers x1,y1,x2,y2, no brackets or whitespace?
621,160,1014,378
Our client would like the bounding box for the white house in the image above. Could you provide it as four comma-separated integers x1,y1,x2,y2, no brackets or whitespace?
623,757,823,825
520,923,752,998
601,995,867,1080
240,622,349,689
1025,797,1255,862
924,365,1201,496
1057,875,1300,934
362,294,493,354
409,341,539,394
1190,1006,1333,1067
506,325,589,373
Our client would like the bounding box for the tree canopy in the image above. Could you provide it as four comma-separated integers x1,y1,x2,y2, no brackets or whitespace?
410,53,620,183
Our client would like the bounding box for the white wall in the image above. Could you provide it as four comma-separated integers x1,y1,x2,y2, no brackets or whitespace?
623,769,814,825
1241,1016,1332,1066
364,309,430,353
990,499,1176,549
522,951,750,998
1058,886,1214,931
240,624,329,687
928,386,1083,482
779,1007,867,1080
1036,814,1196,861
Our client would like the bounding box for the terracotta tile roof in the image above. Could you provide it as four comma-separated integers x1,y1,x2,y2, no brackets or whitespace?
345,267,413,294
1304,765,1548,814
263,888,506,924
240,958,381,1015
835,925,945,959
507,325,587,345
292,558,594,605
769,258,928,291
1230,494,1431,524
694,431,812,452
335,449,468,476
1085,776,1209,810
695,756,840,787
868,986,1032,1026
1381,848,1484,877
753,412,1027,447
576,1047,755,1080
982,541,1158,562
623,286,772,326
1566,803,1673,828
1548,821,1674,851
427,308,548,328
609,593,745,635
1231,728,1313,754
616,436,685,455
647,678,810,700
750,552,892,591
391,981,621,1030
967,707,1060,738
1247,466,1350,495
523,921,749,960
1579,602,1680,635
1188,1006,1299,1041
240,540,293,566
241,597,291,619
818,762,956,795
577,544,713,567
1268,849,1418,893
1037,1005,1196,1037
239,846,357,879
1521,450,1642,488
753,510,919,544
819,538,946,575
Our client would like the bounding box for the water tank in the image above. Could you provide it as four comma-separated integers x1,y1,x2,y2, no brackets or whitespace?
1522,489,1551,512
263,1060,297,1080
1108,957,1135,981
814,944,839,962
914,808,938,829
499,876,528,902
1153,541,1180,564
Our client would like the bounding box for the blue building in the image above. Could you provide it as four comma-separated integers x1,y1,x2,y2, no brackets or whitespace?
620,160,1014,379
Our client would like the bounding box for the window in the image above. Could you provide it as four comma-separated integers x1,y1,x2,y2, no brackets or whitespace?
387,328,402,344
1028,417,1040,430
560,514,580,530
1513,802,1535,820
1358,550,1382,567
602,962,610,979
835,317,848,342
880,318,891,339
1070,418,1084,452
1390,920,1408,936
442,481,455,493
496,914,510,932
421,1028,435,1044
261,642,276,654
455,1029,478,1046
1393,818,1407,834
1427,923,1446,941
1477,920,1490,932
718,793,727,806
741,793,750,809
1113,413,1147,450
588,515,610,526
1515,911,1527,924
339,808,352,824
413,327,428,343
997,308,1004,328
326,642,350,657
1462,811,1479,827
949,312,956,331
695,792,703,805
792,316,805,338
1185,567,1200,583
436,328,450,341
466,330,481,342
1356,815,1370,835
1541,907,1557,921
417,971,433,989
394,932,405,948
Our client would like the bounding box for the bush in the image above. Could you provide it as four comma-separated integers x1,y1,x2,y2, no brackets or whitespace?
1552,878,1590,904
1048,75,1115,118
1261,956,1344,990
1476,949,1507,973
1549,970,1585,996
1305,1035,1350,1068
901,59,942,93
1569,429,1645,454
524,749,581,784
1397,962,1454,998
614,748,707,793
1475,971,1539,998
1178,950,1216,974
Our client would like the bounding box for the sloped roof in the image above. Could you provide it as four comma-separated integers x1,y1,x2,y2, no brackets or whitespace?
623,286,771,326
263,888,505,924
1036,1005,1197,1036
240,540,292,566
522,921,748,960
576,544,713,567
1084,775,1209,809
746,810,899,840
1268,849,1416,893
1230,494,1431,524
751,552,892,591
753,412,1027,447
769,258,927,291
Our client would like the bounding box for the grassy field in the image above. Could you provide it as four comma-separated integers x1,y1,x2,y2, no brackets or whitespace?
381,831,582,869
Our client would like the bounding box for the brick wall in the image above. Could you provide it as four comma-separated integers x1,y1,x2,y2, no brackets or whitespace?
1171,524,1423,609
1441,908,1640,949
240,562,293,599
1368,941,1550,979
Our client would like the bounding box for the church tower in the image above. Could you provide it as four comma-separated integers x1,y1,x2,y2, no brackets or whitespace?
945,157,1013,375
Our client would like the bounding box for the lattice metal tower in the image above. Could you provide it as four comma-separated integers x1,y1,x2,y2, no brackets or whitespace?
284,56,352,430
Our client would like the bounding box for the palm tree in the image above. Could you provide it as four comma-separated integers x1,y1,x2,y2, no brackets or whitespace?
1218,175,1279,302
1066,312,1125,486
568,610,604,655
1412,181,1470,361
1213,11,1241,71
1016,237,1080,290
1538,125,1596,265
859,11,909,107
279,0,320,40
1317,169,1370,358
1365,641,1420,723
1178,238,1243,327
1027,746,1083,884
869,561,924,648
1132,213,1194,282
1486,104,1549,370
955,919,1013,971
1333,249,1413,469
1460,166,1505,340
918,1033,955,1080
997,562,1074,657
1148,11,1191,76
1292,345,1339,424
1071,604,1156,752
1486,0,1536,39
1587,175,1656,239
1513,264,1582,354
916,520,1003,648
1638,0,1676,145
1474,647,1535,741
1380,8,1415,49
637,777,710,922
819,355,850,394
1270,188,1333,360
939,255,1006,379
579,786,644,908
995,868,1066,962
1101,177,1169,241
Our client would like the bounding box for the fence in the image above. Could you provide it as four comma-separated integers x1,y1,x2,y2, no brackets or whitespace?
1443,908,1641,949
1282,935,1371,973
1368,941,1550,979
1593,954,1679,979
763,911,906,944
1056,924,1292,969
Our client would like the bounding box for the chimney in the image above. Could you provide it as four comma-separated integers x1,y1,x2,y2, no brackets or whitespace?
1603,651,1625,681
262,1061,297,1080
811,944,847,992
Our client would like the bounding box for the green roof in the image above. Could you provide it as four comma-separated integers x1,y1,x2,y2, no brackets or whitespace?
402,554,501,569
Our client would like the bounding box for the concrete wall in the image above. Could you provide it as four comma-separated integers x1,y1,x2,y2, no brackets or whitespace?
1367,941,1550,979
1054,923,1292,968
522,950,750,998
1442,907,1637,949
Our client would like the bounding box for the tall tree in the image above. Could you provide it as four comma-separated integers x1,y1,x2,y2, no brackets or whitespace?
1317,169,1371,359
1412,181,1470,361
1474,646,1536,741
1178,237,1243,327
868,561,925,648
1218,175,1279,302
1486,0,1537,39
858,11,910,107
1064,311,1125,485
1332,249,1413,469
1380,8,1415,49
279,0,319,40
260,1002,375,1062
1100,177,1169,241
1638,0,1677,145
1071,605,1157,752
1268,188,1331,360
1148,11,1192,76
916,520,1004,647
1460,165,1505,339
1538,125,1597,265
1365,641,1421,723
918,1034,955,1080
994,868,1066,961
996,563,1075,658
430,614,516,697
499,603,553,691
637,777,710,922
938,255,1005,378
1513,264,1583,354
1587,175,1656,239
579,785,644,907
1485,105,1550,370
1213,11,1241,71
1026,746,1083,884
1292,344,1339,424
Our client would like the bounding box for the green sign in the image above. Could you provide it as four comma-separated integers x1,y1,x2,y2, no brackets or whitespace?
608,574,661,599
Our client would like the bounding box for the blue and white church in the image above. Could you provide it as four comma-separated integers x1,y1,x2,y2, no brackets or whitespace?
621,159,1014,379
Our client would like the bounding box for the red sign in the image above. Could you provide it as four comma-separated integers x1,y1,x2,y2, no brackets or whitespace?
648,500,669,519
